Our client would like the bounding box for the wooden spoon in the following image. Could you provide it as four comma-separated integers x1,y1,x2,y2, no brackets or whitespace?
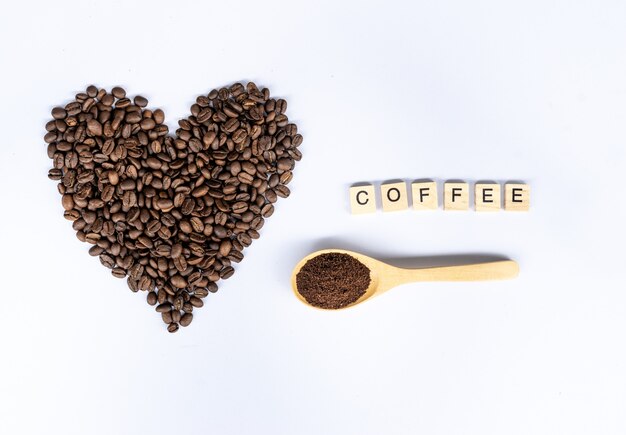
291,249,519,309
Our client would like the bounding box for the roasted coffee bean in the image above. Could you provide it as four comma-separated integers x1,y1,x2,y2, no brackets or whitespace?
112,268,126,278
147,291,157,306
48,168,62,180
277,158,294,171
100,254,115,269
195,288,209,298
161,310,173,324
88,245,104,256
275,185,291,198
237,232,252,247
170,243,183,259
61,194,74,210
140,118,156,130
87,119,103,136
219,240,232,256
173,295,184,311
220,266,235,279
45,83,301,332
174,255,187,272
280,171,293,185
232,201,248,214
64,210,80,220
261,203,274,217
180,313,193,327
134,95,148,107
100,184,115,202
51,107,67,120
85,233,100,244
107,170,119,185
156,303,172,313
192,185,209,197
153,109,165,124
171,275,187,289
189,296,204,308
111,87,126,99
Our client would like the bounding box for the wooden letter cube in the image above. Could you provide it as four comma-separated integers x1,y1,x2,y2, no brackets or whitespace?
444,181,469,211
505,183,530,211
411,181,438,210
475,183,501,212
349,184,377,214
381,181,408,212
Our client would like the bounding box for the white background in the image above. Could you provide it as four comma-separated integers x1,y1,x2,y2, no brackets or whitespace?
1,0,625,434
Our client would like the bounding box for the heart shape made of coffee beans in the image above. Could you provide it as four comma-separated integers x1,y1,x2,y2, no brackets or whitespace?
45,82,303,332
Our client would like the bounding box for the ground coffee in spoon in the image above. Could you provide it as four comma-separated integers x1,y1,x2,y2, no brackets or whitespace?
296,253,371,309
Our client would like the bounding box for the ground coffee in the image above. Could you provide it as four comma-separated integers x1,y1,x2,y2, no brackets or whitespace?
45,82,302,332
296,253,371,309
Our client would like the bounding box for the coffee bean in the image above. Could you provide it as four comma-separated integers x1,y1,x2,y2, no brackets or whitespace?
101,185,115,202
171,243,183,259
134,95,148,107
51,107,67,120
276,99,287,114
213,225,227,238
180,313,193,327
45,83,302,332
171,275,187,289
112,268,126,278
87,119,103,136
220,266,235,279
275,185,291,198
100,254,115,269
280,171,293,185
153,109,165,124
85,233,100,244
89,245,104,256
157,198,173,210
117,98,132,109
174,255,187,272
219,240,232,256
111,87,126,99
61,194,74,210
232,202,248,214
140,118,155,130
147,291,157,306
237,233,252,247
192,185,209,197
156,303,171,313
126,112,142,124
120,179,135,190
189,296,203,308
146,157,161,170
161,310,173,324
138,235,153,249
277,158,294,171
261,203,274,217
195,288,209,298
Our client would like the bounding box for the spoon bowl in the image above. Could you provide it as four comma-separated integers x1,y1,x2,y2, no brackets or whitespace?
291,249,519,309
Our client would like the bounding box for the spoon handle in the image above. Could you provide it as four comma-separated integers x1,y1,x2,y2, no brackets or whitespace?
388,260,519,285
